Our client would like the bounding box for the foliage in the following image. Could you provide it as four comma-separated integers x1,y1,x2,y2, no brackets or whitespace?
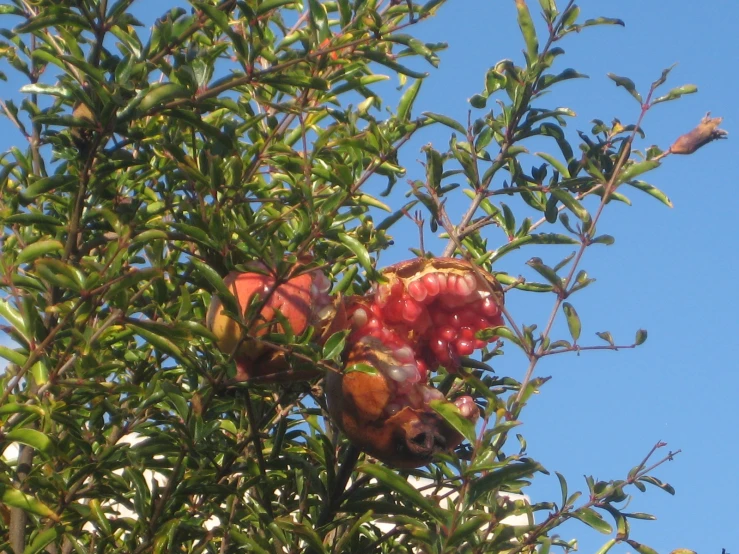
0,0,719,552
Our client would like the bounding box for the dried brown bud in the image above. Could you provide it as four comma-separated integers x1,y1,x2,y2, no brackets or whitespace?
669,112,727,155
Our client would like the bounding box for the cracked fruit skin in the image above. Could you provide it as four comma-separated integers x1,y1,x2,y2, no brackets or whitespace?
326,338,480,468
328,257,501,466
207,268,342,382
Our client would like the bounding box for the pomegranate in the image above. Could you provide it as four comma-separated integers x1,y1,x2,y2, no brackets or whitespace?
349,257,504,380
206,265,343,382
326,339,480,468
327,257,503,466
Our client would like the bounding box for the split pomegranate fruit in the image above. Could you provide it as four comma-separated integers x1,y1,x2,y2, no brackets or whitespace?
206,265,343,382
207,256,506,467
326,257,505,467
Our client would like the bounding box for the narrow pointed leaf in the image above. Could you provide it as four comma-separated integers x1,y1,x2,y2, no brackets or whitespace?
573,507,612,534
652,84,697,105
0,485,59,520
429,399,476,444
562,302,581,341
5,429,54,455
607,73,643,104
17,240,63,264
358,463,445,520
515,0,539,63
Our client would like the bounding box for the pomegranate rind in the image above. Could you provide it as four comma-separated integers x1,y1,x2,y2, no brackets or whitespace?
383,257,503,298
207,268,344,382
326,342,480,468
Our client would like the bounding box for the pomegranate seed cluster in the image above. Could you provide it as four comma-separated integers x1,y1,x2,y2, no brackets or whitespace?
346,258,504,416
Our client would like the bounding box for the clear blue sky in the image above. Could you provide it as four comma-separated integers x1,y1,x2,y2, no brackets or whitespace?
1,1,736,553
403,3,736,554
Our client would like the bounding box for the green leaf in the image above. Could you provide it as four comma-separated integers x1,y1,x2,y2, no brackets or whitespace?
423,112,466,134
4,213,62,226
446,515,489,547
22,527,60,554
419,0,446,17
15,11,90,33
398,79,422,121
515,0,538,64
0,298,27,339
423,145,443,191
338,233,375,276
358,463,446,520
129,322,190,367
639,475,675,495
583,17,625,28
635,329,647,345
626,541,659,554
429,399,476,444
623,512,657,520
5,429,54,455
560,4,580,28
593,539,618,554
256,0,296,15
607,73,643,104
596,331,614,346
322,330,348,362
34,259,84,291
485,67,507,96
356,194,391,212
137,83,190,114
0,342,26,366
377,201,418,231
536,152,570,178
20,175,77,202
562,302,581,341
262,73,329,90
491,233,578,263
556,471,568,507
526,257,562,289
626,180,673,207
479,326,522,348
538,68,588,90
469,94,487,109
362,49,428,79
617,160,660,184
551,189,591,226
18,83,72,98
468,458,543,504
0,485,59,521
591,234,615,245
190,258,241,320
275,518,327,554
88,498,112,536
344,363,378,376
573,507,612,534
652,84,698,105
17,240,64,264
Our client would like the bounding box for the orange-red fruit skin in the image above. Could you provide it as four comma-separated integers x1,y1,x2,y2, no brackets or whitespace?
207,269,343,382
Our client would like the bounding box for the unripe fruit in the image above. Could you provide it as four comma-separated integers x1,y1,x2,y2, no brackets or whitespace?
206,266,343,382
